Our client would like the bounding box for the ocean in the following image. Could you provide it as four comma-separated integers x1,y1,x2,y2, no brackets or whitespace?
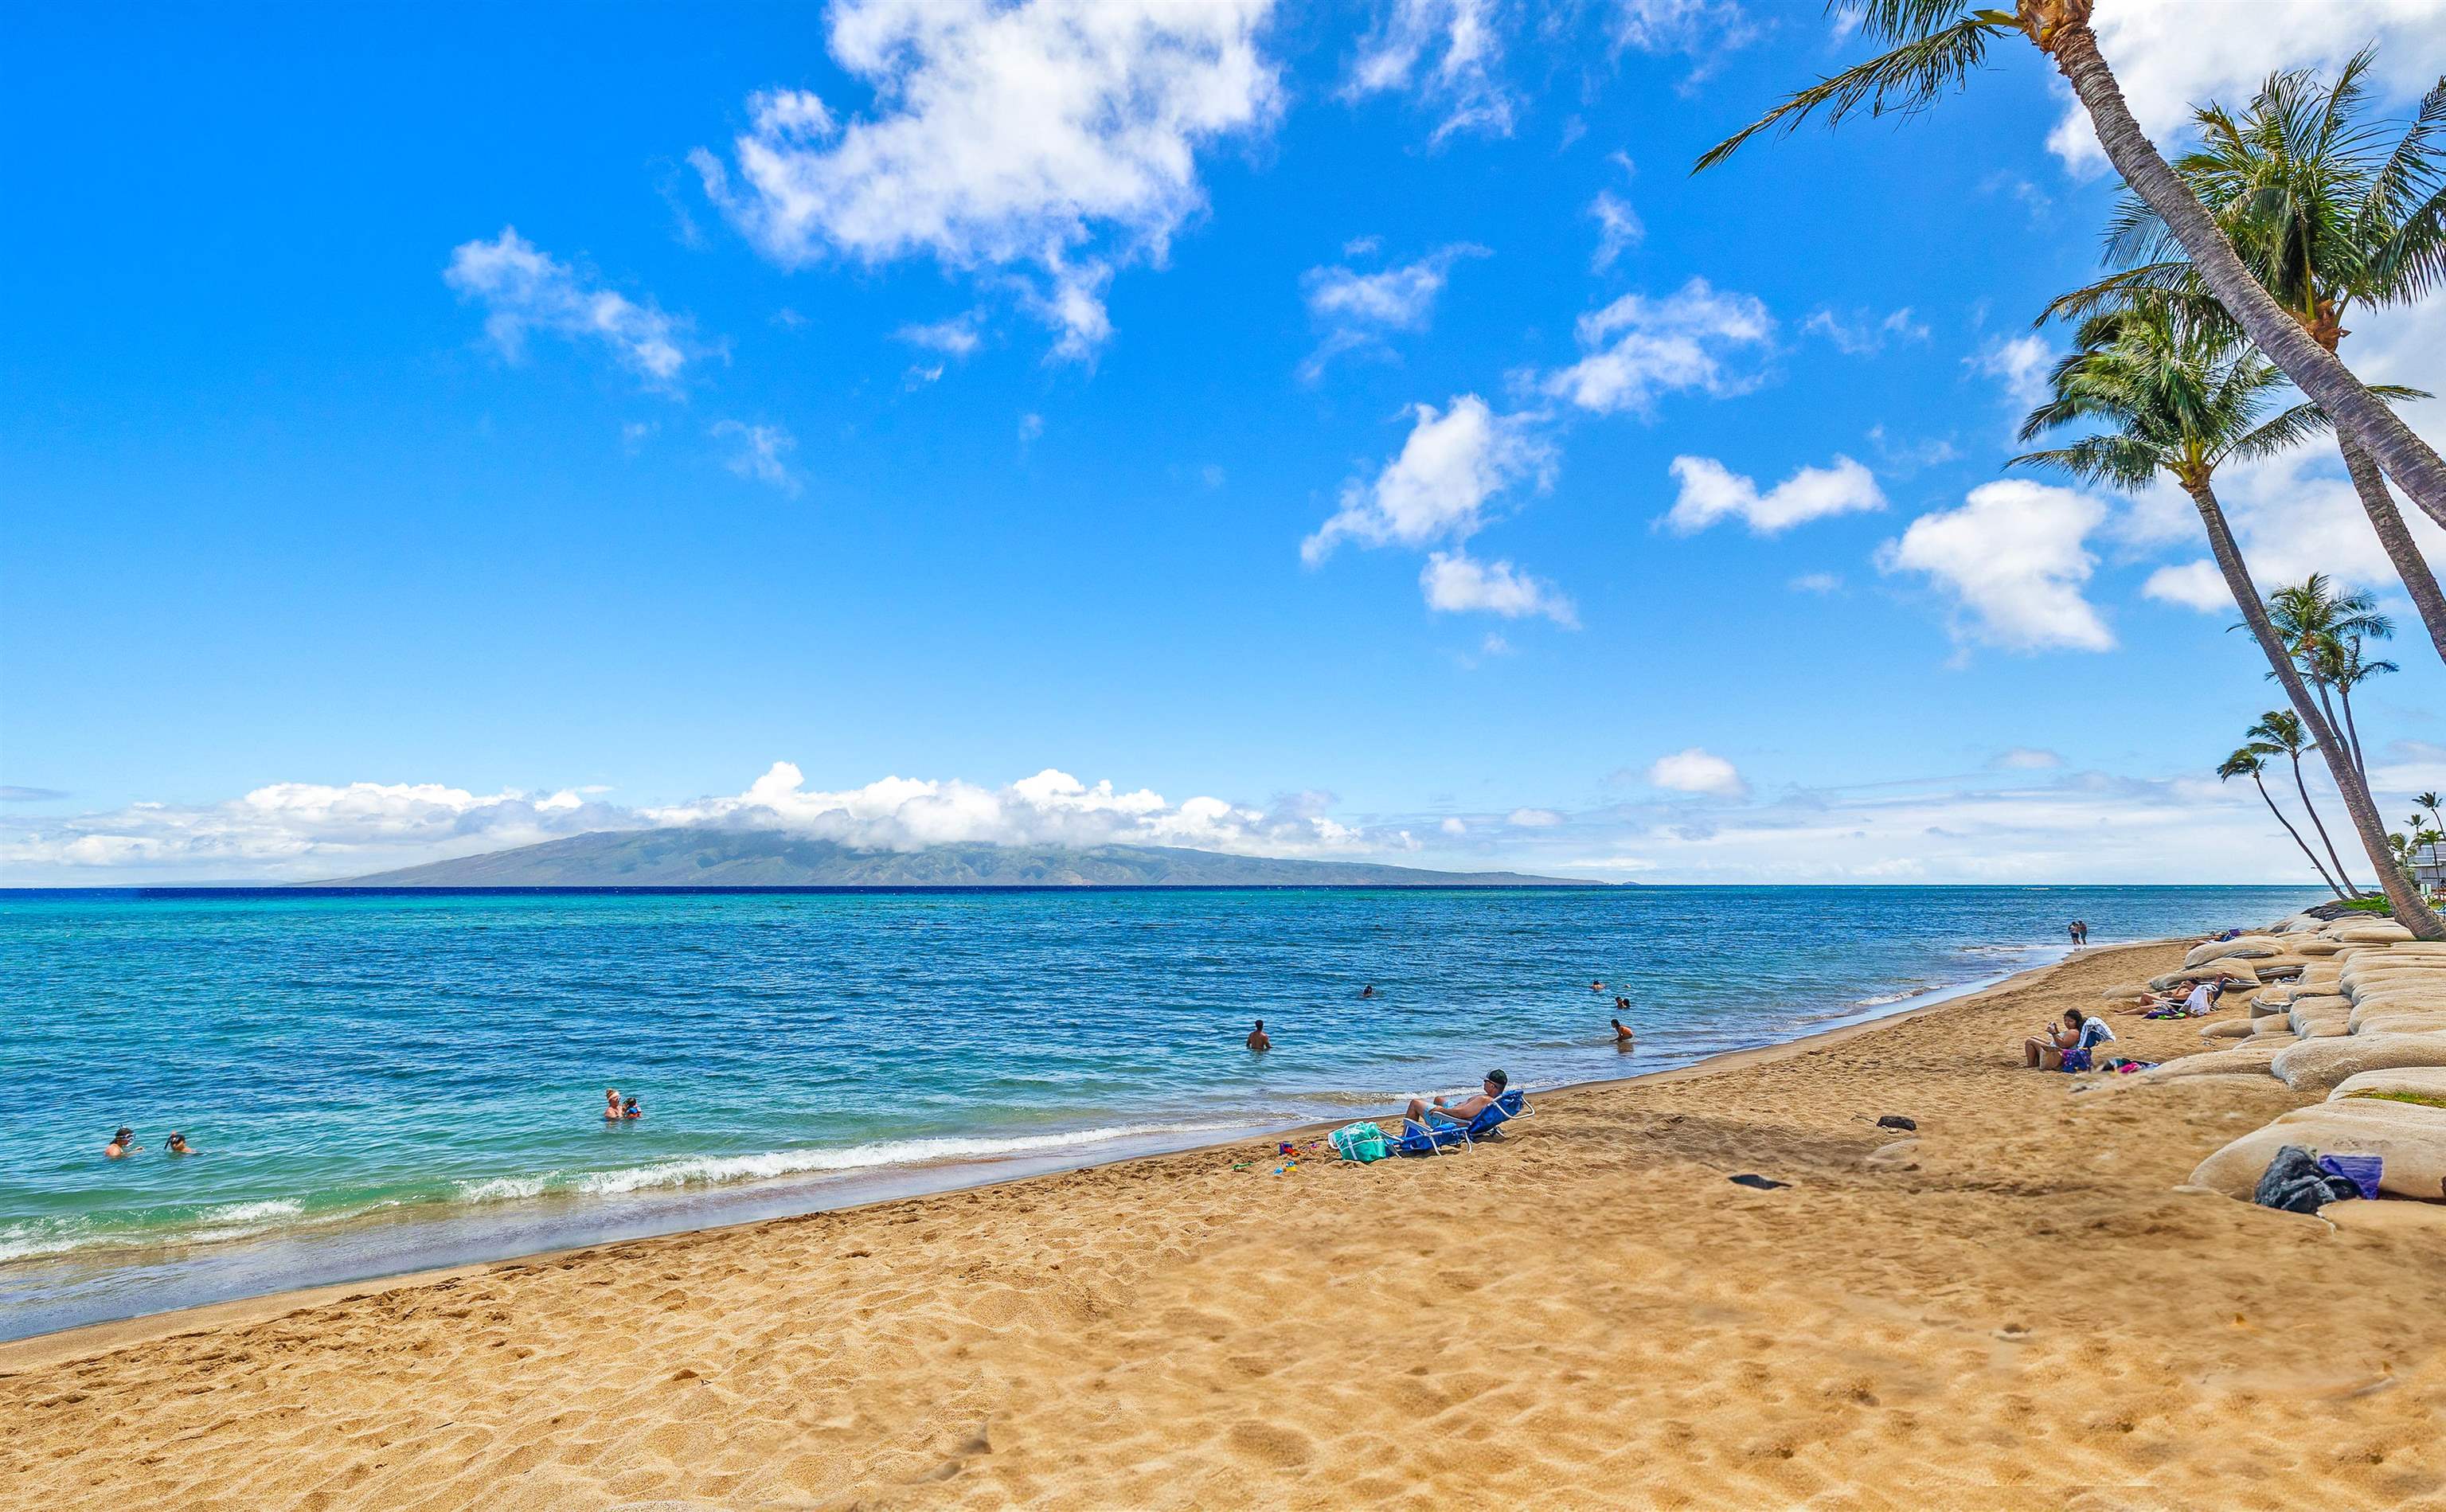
1,884,2320,1339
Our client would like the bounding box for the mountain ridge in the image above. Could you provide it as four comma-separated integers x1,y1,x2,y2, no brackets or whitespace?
312,829,1605,888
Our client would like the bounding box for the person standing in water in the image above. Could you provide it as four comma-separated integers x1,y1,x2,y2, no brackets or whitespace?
166,1133,197,1155
604,1089,623,1122
1246,1019,1271,1052
105,1127,140,1158
1611,1018,1636,1045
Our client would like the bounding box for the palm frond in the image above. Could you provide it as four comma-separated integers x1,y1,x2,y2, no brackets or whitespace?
1693,14,2005,173
2227,400,2333,465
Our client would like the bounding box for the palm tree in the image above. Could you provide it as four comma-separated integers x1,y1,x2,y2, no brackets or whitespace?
2246,711,2362,898
1694,3,2446,529
2219,746,2345,897
2263,575,2397,777
2010,297,2442,933
2045,55,2446,663
2421,791,2444,837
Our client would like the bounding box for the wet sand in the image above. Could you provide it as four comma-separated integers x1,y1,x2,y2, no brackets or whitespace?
6,937,2443,1510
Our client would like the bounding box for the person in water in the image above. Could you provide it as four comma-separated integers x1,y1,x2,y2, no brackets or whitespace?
1408,1069,1507,1126
604,1088,623,1122
1358,985,1377,998
105,1127,140,1158
1246,1019,1271,1052
1590,980,1605,992
166,1132,197,1155
622,1096,643,1120
1611,1018,1636,1045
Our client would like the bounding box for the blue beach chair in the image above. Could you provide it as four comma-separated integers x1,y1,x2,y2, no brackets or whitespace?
1387,1088,1531,1156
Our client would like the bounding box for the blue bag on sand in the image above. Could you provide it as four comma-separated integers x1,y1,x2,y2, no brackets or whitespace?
1330,1121,1389,1163
2318,1153,2383,1201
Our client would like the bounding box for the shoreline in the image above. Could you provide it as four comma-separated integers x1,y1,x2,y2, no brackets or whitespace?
12,929,2443,1508
0,938,2128,1373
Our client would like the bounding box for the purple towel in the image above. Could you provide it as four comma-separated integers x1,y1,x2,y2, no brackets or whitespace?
2318,1153,2382,1201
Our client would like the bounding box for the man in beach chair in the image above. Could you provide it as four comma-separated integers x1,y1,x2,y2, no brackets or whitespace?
1386,1072,1530,1155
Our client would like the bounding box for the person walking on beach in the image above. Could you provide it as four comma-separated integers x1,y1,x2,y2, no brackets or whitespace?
1246,1020,1271,1052
104,1127,139,1158
2069,920,2088,947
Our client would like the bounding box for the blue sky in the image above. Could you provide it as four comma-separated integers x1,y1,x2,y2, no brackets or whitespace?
4,0,2442,884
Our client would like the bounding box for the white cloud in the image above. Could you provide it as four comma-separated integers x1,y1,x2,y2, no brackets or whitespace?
1968,332,2053,410
1647,747,1748,798
1303,395,1553,562
2134,443,2446,614
1420,551,1579,626
1588,189,1643,272
1610,0,1752,58
1990,747,2065,771
690,0,1280,359
1879,479,2115,653
1343,0,1514,142
1536,278,1774,417
894,314,983,356
1299,242,1488,379
1789,571,1842,594
1506,807,1564,826
1664,454,1885,535
713,420,802,494
2049,2,2446,168
443,228,697,391
1439,815,1468,834
1803,306,1928,356
1018,412,1045,446
2141,560,2227,611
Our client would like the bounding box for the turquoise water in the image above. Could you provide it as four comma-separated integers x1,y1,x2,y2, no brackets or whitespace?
2,885,2317,1337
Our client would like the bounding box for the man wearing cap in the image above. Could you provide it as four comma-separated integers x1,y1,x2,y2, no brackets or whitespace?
1406,1069,1506,1127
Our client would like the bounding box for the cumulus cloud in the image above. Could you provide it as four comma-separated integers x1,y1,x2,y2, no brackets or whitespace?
713,420,802,494
1968,332,2053,410
1647,747,1748,798
2138,444,2446,614
444,228,697,391
1299,242,1488,380
2049,2,2446,169
690,0,1280,359
1663,454,1885,535
1420,551,1579,626
1303,395,1553,562
1506,807,1564,827
1803,306,1928,357
1535,278,1773,417
1879,479,2115,653
1343,0,1514,142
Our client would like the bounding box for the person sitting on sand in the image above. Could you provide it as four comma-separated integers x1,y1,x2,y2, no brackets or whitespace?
1407,1069,1507,1127
1246,1019,1271,1052
2023,1010,2114,1072
166,1132,196,1155
105,1127,139,1158
604,1089,623,1122
621,1096,643,1120
1611,1018,1636,1045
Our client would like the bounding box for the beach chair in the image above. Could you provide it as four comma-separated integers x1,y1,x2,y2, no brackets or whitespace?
1456,1088,1531,1144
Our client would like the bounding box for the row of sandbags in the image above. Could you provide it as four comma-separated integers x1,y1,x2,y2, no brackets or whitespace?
2166,919,2446,1202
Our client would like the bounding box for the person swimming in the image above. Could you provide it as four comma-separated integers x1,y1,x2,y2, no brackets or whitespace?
604,1088,623,1122
1358,985,1377,998
1590,980,1606,992
105,1127,139,1158
166,1132,196,1155
621,1096,643,1120
1611,1018,1635,1045
1246,1019,1271,1052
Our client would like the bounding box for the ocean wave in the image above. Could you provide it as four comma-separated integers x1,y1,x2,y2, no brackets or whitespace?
0,1199,310,1263
1850,989,1925,1007
451,1120,1246,1206
195,1199,304,1227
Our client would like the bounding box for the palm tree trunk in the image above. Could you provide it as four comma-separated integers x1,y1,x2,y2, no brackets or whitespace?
2256,770,2346,898
2285,748,2362,898
2336,680,2368,780
2336,432,2446,667
2182,476,2446,936
2047,21,2446,530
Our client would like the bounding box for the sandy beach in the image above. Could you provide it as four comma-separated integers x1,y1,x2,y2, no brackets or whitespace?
6,936,2444,1510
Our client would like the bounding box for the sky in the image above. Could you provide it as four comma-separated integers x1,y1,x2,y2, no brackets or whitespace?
3,0,2443,885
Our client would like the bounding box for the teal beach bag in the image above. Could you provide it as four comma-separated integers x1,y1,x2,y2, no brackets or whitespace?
1330,1120,1389,1163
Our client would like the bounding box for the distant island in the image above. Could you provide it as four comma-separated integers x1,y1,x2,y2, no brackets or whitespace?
314,829,1604,888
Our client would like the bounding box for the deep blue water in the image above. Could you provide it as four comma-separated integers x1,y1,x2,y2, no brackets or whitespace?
0,885,2319,1337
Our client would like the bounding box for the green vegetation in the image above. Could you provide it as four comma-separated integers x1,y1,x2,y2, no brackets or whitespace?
2342,1089,2446,1108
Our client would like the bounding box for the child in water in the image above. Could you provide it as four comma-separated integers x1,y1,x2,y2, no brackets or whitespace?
622,1096,643,1120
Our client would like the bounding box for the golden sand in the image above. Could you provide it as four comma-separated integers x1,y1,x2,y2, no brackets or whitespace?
6,939,2444,1510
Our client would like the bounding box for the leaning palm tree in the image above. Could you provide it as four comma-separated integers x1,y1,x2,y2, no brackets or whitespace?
2421,791,2445,837
2246,711,2362,898
2264,575,2397,777
2219,746,2346,898
2045,55,2446,662
1694,3,2446,528
2010,297,2440,933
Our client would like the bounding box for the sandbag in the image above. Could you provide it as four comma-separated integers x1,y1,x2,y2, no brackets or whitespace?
2269,1033,2446,1095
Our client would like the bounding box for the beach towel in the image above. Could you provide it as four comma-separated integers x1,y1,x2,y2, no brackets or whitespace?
1329,1121,1390,1163
2318,1153,2383,1201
